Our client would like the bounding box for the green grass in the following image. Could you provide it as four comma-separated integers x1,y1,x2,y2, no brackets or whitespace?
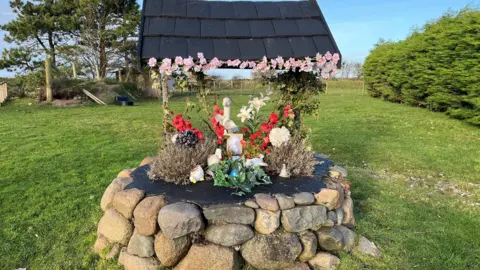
1,88,479,269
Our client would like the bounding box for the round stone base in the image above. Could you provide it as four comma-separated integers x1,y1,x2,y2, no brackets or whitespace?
94,157,379,270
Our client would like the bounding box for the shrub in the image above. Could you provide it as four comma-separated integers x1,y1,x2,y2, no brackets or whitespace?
364,8,480,126
148,139,216,185
265,138,319,177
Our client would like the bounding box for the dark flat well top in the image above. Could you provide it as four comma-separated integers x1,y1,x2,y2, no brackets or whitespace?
126,156,332,206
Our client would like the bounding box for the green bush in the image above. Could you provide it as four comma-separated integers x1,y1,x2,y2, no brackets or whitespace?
364,8,480,126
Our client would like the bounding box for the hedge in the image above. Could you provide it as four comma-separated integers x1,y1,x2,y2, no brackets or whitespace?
364,8,480,126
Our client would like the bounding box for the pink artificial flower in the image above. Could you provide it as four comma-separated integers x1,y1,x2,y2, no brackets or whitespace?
284,61,291,71
322,72,329,79
210,57,221,68
270,59,277,69
325,51,332,61
317,56,327,67
165,67,173,76
240,61,249,69
148,58,157,68
163,58,172,66
316,53,322,62
332,53,340,63
249,61,256,68
202,64,211,72
183,56,194,67
232,59,241,67
275,56,284,67
175,56,183,65
197,52,204,60
194,65,202,72
200,58,207,65
227,60,233,67
305,57,311,63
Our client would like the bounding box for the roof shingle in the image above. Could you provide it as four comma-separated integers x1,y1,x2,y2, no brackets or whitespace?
138,0,340,63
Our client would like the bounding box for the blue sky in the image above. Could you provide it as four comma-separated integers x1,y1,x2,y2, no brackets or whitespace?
0,0,478,78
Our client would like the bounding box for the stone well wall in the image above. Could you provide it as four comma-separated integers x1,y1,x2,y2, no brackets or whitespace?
94,159,380,270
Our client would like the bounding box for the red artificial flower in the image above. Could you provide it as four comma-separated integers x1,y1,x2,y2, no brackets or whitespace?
210,115,218,127
241,127,251,134
240,140,247,148
260,123,274,133
197,131,205,141
174,114,183,121
217,138,223,145
265,149,271,154
219,110,224,115
269,113,279,125
213,105,220,114
185,120,192,130
283,105,294,118
263,136,270,144
215,125,225,139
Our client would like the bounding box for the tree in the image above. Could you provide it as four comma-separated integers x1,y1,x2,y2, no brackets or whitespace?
352,62,363,79
76,0,140,80
1,0,78,69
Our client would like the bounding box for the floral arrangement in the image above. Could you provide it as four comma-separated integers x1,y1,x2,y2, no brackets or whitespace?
148,52,340,78
147,51,340,195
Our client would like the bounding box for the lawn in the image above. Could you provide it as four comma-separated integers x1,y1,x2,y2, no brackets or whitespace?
0,86,479,269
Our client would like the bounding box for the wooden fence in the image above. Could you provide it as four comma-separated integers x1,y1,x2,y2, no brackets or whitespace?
0,82,7,105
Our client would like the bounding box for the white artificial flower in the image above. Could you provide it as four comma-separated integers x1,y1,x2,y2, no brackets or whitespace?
269,127,291,147
249,97,266,112
237,106,252,123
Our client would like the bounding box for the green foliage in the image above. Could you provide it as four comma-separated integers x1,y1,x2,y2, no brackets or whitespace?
364,8,480,126
267,71,326,134
209,159,272,196
1,0,78,68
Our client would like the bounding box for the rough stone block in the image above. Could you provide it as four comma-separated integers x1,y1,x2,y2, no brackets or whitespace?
254,193,279,211
316,227,344,251
244,200,259,209
205,224,254,246
154,232,191,267
117,169,133,178
100,177,133,211
140,157,155,166
293,192,315,205
308,252,340,270
314,189,340,210
127,230,155,258
112,188,145,219
336,225,357,251
298,231,317,262
158,202,204,239
275,194,295,210
118,248,160,270
356,236,381,258
281,205,327,232
241,232,302,270
97,209,133,245
133,195,166,236
174,244,240,270
254,209,280,234
203,204,255,225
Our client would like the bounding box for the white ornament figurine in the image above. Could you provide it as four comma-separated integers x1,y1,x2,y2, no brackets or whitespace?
246,155,268,167
189,165,205,184
208,154,220,166
215,97,238,132
279,164,291,178
215,148,222,159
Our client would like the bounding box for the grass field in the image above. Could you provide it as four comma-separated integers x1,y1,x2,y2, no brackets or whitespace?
1,86,479,269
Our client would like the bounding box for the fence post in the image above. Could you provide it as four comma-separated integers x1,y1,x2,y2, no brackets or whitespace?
45,57,53,103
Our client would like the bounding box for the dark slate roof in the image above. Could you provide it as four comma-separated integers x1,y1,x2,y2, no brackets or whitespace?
138,0,341,63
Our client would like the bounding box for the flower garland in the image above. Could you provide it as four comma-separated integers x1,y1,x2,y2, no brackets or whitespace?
148,52,340,79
